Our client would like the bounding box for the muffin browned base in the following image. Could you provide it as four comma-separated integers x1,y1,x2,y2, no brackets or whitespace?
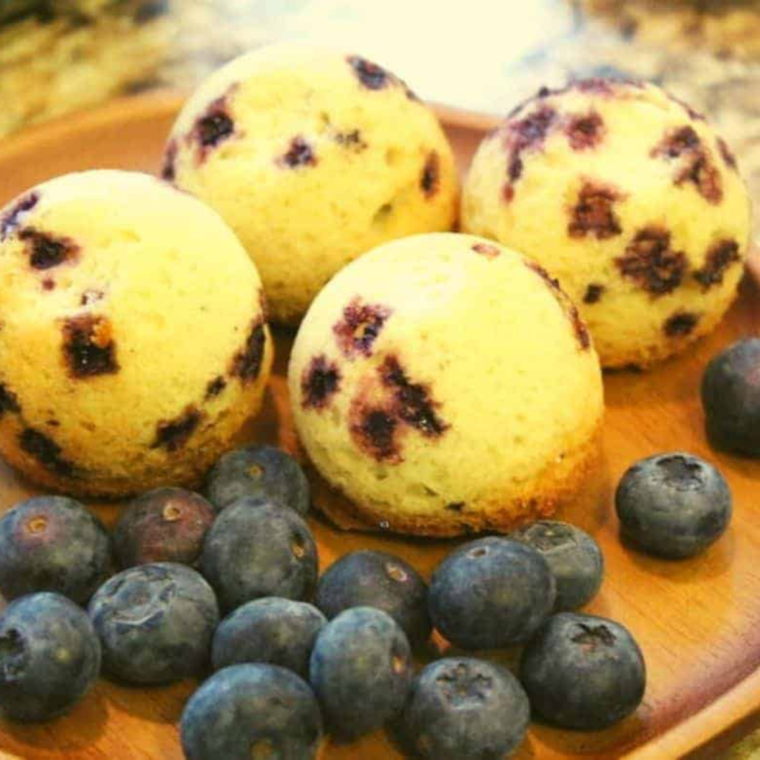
308,422,604,538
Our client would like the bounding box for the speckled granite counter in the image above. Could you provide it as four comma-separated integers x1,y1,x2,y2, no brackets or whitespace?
1,2,760,755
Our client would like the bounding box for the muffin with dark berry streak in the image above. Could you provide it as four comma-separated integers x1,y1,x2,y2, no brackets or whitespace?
0,170,272,497
462,79,751,368
289,232,603,537
163,44,458,324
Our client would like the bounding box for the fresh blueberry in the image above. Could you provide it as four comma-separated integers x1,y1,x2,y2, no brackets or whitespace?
428,537,555,649
520,612,646,730
314,550,431,647
511,521,604,610
309,606,412,738
402,657,530,759
615,452,732,559
206,445,310,515
113,487,215,568
0,592,100,721
0,496,112,605
88,562,218,684
181,663,322,760
212,598,326,678
702,338,760,456
201,501,318,612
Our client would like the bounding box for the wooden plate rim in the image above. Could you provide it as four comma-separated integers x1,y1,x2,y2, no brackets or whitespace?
0,92,758,759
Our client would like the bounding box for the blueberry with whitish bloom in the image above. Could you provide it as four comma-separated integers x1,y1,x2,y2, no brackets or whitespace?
309,606,412,738
200,500,318,612
315,550,431,646
0,495,112,604
402,657,530,759
520,612,646,730
615,452,732,558
88,562,218,684
181,663,323,760
0,592,101,721
702,338,760,456
428,537,555,649
212,597,326,678
205,445,310,515
511,520,604,610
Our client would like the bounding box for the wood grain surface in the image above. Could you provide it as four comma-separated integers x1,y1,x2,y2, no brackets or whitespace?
0,95,758,759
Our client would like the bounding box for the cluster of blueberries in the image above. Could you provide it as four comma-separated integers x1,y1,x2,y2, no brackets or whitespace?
0,336,746,759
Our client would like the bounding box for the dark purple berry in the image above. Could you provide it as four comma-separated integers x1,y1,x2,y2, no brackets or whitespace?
113,488,215,568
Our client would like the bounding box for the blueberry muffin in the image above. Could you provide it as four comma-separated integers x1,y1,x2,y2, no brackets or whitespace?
0,170,273,497
462,79,752,368
163,44,459,325
288,233,603,537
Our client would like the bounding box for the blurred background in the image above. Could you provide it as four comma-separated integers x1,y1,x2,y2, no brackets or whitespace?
1,1,760,756
2,0,760,237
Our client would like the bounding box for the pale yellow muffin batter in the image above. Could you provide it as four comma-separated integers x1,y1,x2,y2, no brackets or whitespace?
462,79,752,368
288,233,603,537
0,170,273,497
163,44,459,325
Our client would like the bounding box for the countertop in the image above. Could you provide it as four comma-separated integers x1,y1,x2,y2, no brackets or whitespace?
3,0,760,238
1,1,760,756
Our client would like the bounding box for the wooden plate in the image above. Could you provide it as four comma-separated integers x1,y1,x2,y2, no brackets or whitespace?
0,94,759,760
